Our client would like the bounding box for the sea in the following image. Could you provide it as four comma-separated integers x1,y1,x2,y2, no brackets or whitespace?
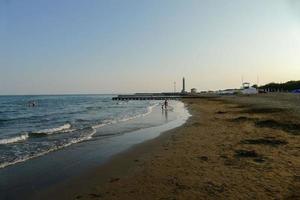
0,95,160,169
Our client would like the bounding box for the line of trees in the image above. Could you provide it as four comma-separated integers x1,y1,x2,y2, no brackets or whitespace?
258,81,300,91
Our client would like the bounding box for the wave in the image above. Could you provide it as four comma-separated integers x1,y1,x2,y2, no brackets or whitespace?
0,124,74,145
0,128,96,169
92,103,159,128
0,102,159,168
121,102,159,120
0,133,29,145
32,123,71,135
0,124,72,144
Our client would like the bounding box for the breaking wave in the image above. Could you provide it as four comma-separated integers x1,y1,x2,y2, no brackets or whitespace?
0,128,97,169
33,123,72,135
0,133,29,145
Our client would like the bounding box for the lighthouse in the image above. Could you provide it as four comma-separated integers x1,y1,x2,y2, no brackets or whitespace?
181,77,186,93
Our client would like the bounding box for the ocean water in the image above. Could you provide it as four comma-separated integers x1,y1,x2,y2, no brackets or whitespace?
0,95,159,168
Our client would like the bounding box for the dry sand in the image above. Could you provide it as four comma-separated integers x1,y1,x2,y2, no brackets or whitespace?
38,94,300,200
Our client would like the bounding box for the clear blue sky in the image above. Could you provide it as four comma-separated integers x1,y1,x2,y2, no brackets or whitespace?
1,0,300,94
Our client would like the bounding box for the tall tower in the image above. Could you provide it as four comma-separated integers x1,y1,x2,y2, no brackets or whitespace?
181,77,186,93
174,81,176,93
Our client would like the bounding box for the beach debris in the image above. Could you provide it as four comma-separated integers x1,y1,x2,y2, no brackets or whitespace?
235,150,266,163
219,155,228,159
175,182,190,190
253,158,265,163
109,178,120,183
235,150,259,158
198,156,209,161
255,120,300,135
241,138,288,147
216,111,227,114
88,193,102,198
241,107,284,114
230,116,256,123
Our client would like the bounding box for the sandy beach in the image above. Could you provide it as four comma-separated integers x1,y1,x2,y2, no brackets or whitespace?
36,93,300,200
4,1,300,199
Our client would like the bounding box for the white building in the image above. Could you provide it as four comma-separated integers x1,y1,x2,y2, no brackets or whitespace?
241,82,258,95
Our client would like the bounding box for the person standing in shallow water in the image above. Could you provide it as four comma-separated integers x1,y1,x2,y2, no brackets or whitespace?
161,100,168,110
164,99,168,109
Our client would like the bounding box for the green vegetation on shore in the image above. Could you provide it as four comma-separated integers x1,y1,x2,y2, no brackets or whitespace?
259,81,300,91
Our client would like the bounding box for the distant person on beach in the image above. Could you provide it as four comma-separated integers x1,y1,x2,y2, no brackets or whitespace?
164,100,168,109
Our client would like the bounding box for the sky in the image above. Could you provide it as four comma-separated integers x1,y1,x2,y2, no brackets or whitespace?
1,0,300,95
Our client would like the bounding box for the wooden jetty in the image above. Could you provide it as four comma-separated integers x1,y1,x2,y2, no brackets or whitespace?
112,93,200,101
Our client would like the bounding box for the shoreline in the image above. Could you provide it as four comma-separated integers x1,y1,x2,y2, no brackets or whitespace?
35,114,188,200
1,100,189,200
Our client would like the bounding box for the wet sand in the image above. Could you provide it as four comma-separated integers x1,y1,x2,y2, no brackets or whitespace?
36,94,300,200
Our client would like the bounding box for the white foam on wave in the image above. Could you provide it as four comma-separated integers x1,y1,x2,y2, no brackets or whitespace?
0,128,97,169
119,102,159,122
92,102,159,128
35,123,71,135
0,133,29,145
92,119,117,129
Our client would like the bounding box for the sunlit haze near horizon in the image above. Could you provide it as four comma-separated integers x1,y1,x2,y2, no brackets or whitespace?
1,0,300,95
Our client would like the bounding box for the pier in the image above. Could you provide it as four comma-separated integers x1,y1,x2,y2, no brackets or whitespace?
113,95,180,101
112,93,201,101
